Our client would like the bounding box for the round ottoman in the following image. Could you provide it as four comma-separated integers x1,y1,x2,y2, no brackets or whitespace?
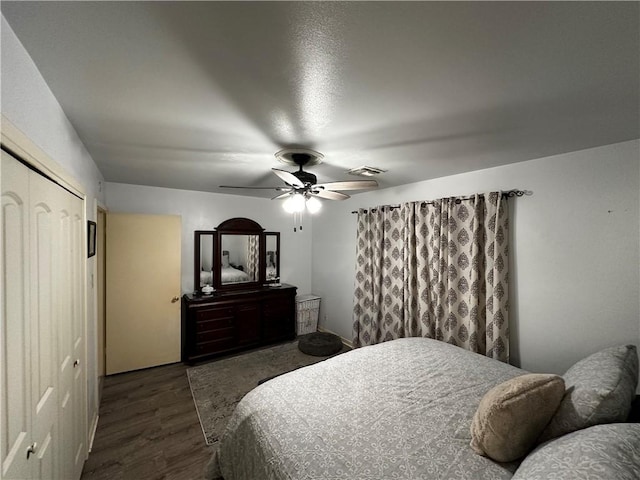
298,332,343,356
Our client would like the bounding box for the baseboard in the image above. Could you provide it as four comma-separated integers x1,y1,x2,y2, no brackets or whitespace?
88,414,99,453
317,326,353,349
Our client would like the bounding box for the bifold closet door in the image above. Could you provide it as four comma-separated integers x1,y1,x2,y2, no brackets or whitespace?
106,213,181,375
1,150,86,480
40,174,86,480
2,150,34,479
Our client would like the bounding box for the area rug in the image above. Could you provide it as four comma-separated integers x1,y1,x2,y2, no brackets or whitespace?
187,340,346,445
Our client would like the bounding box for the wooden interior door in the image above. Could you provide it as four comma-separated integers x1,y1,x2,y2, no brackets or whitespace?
105,213,182,375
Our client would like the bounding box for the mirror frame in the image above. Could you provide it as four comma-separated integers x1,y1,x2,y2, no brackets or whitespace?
193,230,216,293
264,232,281,283
194,218,282,293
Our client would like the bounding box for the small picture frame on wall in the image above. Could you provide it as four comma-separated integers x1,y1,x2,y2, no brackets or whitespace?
87,221,96,258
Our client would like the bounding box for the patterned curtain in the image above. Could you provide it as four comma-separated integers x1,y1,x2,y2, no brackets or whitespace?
353,192,509,362
246,235,259,281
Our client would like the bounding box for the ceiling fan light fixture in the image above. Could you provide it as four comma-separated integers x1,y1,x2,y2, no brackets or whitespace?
283,193,306,213
305,196,322,214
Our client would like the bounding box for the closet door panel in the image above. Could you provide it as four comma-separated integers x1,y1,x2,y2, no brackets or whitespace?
70,197,86,478
54,186,75,480
28,172,60,480
33,433,54,480
1,152,32,479
52,187,86,480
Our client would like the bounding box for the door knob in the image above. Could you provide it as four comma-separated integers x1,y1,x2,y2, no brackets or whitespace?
26,442,37,459
172,296,180,303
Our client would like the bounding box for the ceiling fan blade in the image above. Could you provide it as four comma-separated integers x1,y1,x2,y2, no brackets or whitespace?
272,168,304,188
271,191,293,200
314,180,378,191
311,190,350,201
219,185,289,190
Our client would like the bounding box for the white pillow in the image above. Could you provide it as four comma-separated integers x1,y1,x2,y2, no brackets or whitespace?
513,423,640,480
539,345,638,442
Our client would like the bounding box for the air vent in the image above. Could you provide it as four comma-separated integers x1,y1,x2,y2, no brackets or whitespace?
347,166,387,177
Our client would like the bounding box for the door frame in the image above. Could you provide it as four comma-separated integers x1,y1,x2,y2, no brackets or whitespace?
97,207,107,394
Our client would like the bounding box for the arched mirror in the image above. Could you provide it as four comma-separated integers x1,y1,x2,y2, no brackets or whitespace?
194,218,281,293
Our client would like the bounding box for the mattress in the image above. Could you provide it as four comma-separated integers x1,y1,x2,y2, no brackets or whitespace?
209,337,526,480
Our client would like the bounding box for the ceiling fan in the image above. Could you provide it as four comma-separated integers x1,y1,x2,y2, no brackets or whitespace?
219,148,378,206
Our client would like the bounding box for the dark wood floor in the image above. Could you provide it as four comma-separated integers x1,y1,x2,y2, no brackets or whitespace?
81,363,213,480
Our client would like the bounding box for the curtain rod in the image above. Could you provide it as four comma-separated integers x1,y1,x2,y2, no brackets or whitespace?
350,189,532,214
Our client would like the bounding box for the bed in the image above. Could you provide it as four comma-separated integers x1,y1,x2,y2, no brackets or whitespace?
206,338,639,480
218,250,252,284
200,270,213,286
199,266,251,285
220,265,250,284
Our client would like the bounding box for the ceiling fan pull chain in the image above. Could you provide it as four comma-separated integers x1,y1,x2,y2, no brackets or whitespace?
291,210,304,233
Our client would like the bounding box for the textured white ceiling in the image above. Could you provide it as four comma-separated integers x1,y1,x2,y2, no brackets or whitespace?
2,1,638,198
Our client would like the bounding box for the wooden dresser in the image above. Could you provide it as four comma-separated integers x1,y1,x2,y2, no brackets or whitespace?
181,284,297,363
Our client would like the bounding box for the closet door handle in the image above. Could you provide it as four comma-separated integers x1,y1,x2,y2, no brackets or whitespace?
26,442,37,459
172,296,180,303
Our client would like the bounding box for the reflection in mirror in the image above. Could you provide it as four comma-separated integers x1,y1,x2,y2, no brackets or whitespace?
220,234,260,285
199,234,214,288
265,233,279,282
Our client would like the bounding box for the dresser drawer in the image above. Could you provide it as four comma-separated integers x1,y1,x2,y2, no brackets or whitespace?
196,316,234,333
197,327,235,344
195,306,234,322
195,335,236,356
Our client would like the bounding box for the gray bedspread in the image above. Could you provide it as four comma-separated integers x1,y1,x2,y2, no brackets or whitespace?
209,338,527,480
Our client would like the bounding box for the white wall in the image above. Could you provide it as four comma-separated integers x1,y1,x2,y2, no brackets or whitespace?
1,17,105,199
312,140,640,377
1,15,106,445
104,182,313,295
